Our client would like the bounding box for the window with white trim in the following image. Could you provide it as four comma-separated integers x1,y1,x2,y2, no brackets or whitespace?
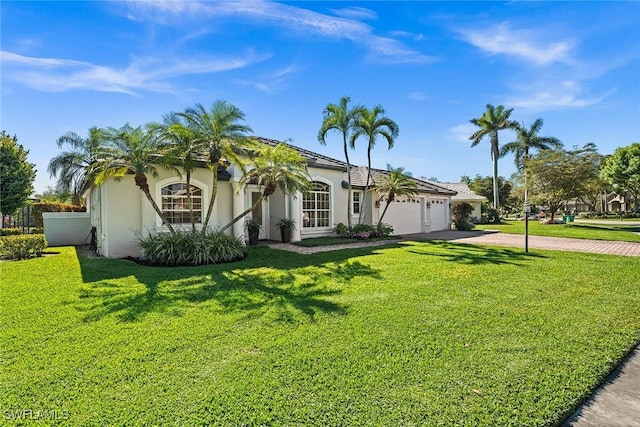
161,183,203,224
303,181,330,228
352,191,361,215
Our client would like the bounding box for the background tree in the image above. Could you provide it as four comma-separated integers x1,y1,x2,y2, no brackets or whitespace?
500,119,562,210
465,174,514,211
469,104,518,210
220,142,311,232
372,165,417,227
91,124,175,233
350,104,399,224
48,127,103,206
34,186,73,203
600,142,640,211
0,131,36,223
318,96,365,229
527,145,600,220
179,101,253,233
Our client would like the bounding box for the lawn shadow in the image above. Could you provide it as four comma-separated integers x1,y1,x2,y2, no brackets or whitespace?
402,240,547,265
73,245,384,323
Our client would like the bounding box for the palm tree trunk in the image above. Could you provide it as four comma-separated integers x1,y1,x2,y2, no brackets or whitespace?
378,199,392,227
220,194,264,233
201,165,219,234
343,135,352,229
360,144,373,225
135,173,175,234
491,134,500,211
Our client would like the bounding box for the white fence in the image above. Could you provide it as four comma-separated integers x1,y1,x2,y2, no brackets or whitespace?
43,212,91,246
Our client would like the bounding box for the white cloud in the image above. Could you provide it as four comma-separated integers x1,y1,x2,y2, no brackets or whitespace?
407,91,427,101
122,0,435,64
329,6,377,21
233,63,301,93
504,80,615,112
459,22,574,65
1,50,269,94
449,123,477,143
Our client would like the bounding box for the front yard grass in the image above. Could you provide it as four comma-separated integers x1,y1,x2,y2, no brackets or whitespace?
293,235,399,247
2,243,640,425
475,220,640,242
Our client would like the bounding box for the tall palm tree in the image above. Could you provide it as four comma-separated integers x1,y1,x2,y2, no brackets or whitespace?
90,123,176,234
469,104,518,210
500,119,562,207
220,142,311,232
373,166,417,227
149,113,201,231
318,96,365,229
178,101,253,234
48,127,104,205
350,105,399,224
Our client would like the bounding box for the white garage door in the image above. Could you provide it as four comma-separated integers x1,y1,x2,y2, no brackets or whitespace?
430,199,447,231
383,198,423,235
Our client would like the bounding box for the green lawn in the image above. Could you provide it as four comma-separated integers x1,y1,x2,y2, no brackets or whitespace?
292,235,400,247
475,220,640,242
2,244,640,425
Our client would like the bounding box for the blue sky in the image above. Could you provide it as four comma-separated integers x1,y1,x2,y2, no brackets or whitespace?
2,1,639,194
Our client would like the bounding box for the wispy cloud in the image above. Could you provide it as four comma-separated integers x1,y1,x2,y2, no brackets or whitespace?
407,91,427,101
233,63,301,93
329,6,377,21
459,22,574,65
123,0,435,64
504,80,615,112
1,50,269,94
449,123,476,143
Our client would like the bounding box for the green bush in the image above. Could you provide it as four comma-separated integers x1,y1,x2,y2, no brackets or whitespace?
484,208,500,224
31,228,44,234
451,201,476,231
333,223,394,240
0,228,23,236
137,230,247,266
334,223,349,237
0,234,48,260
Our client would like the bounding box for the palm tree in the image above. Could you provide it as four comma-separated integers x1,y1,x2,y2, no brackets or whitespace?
350,105,399,224
318,96,365,229
373,166,417,227
90,123,175,233
48,127,104,206
500,119,562,207
469,104,518,210
220,142,311,232
178,101,253,234
149,113,201,231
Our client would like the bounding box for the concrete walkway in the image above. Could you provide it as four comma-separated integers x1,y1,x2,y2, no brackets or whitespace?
266,230,640,424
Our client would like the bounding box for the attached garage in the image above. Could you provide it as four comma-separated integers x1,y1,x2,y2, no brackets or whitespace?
382,197,423,235
429,198,448,231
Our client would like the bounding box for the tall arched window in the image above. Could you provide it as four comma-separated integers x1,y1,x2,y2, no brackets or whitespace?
303,181,330,228
161,183,203,224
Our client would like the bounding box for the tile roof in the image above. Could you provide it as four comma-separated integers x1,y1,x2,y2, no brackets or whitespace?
425,181,486,201
346,167,457,196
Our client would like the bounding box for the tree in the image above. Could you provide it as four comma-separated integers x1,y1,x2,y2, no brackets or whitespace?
220,142,311,232
469,104,518,210
527,145,600,220
500,119,562,209
90,124,176,233
48,127,103,206
0,131,36,221
318,96,365,229
600,143,640,211
149,113,201,231
372,166,417,227
466,174,514,211
350,105,399,224
179,101,253,234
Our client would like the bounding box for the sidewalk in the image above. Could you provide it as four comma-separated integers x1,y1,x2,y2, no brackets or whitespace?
266,230,640,424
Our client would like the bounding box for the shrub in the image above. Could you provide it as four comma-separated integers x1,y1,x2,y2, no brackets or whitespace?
485,208,500,223
31,228,44,234
137,230,247,266
334,223,349,237
0,234,48,260
451,202,476,231
0,228,22,236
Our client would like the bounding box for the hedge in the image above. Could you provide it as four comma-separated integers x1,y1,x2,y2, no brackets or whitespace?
0,234,48,260
0,228,23,236
30,202,85,228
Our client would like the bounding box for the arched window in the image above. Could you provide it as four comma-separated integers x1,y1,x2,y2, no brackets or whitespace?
161,183,203,224
303,181,330,228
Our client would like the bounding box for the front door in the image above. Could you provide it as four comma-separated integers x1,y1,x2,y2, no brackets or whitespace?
250,190,269,240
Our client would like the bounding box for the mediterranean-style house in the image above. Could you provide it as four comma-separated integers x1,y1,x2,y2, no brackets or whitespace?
86,138,457,258
425,181,487,220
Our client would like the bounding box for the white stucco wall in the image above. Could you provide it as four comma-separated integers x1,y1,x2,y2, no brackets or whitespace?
43,212,91,246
